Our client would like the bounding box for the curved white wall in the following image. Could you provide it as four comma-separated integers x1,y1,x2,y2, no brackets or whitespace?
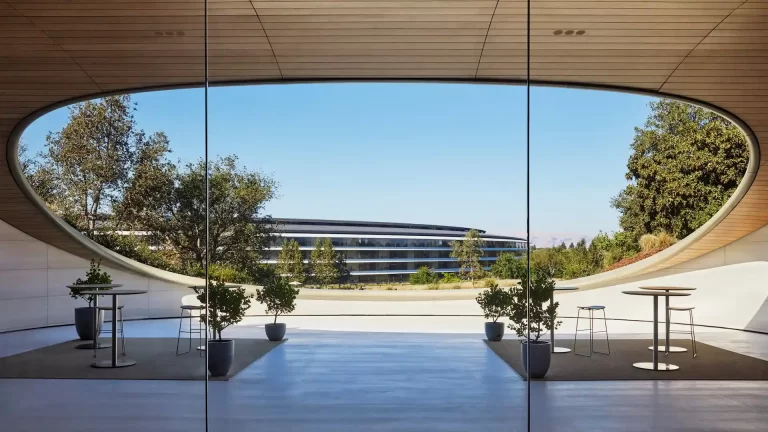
0,219,189,332
3,213,767,334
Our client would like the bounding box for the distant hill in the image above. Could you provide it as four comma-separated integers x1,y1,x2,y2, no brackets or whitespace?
510,232,594,248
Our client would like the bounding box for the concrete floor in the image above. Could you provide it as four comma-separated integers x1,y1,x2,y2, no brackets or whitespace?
1,317,767,432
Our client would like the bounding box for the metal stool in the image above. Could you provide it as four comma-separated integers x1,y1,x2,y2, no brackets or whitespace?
573,305,610,356
97,304,126,356
668,306,697,358
176,305,205,356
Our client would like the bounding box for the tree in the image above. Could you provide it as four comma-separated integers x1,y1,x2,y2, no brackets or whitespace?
35,96,140,236
277,239,307,284
334,253,351,287
451,229,485,282
507,271,560,341
409,266,438,285
195,280,252,341
311,238,339,287
256,276,300,324
490,252,526,280
612,99,749,239
138,155,278,272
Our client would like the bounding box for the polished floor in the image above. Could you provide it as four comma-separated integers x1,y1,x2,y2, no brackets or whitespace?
1,317,767,432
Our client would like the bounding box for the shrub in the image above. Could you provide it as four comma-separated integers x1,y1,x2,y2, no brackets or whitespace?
475,282,512,323
656,231,677,249
491,252,526,279
256,276,300,324
483,277,497,288
195,280,252,340
409,266,438,285
69,259,113,307
507,271,560,341
439,273,461,283
639,233,661,252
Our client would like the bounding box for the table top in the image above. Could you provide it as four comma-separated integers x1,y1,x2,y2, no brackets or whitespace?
188,284,242,290
554,286,579,291
67,284,123,289
639,286,697,291
622,290,691,297
78,289,148,296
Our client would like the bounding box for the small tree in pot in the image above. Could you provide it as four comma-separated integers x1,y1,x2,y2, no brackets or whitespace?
255,276,299,342
476,282,512,341
195,280,253,377
69,259,113,340
508,271,560,379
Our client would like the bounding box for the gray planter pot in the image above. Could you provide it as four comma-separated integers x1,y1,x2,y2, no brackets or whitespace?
484,321,505,341
265,323,286,341
74,307,103,340
208,339,235,377
521,340,551,379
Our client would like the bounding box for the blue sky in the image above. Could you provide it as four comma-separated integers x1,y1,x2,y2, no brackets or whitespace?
21,83,654,244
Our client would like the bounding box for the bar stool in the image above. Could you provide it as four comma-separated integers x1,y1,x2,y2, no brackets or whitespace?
97,304,125,355
573,305,610,356
176,305,205,356
668,306,697,358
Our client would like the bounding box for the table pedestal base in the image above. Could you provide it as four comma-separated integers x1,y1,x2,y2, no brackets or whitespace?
552,346,571,353
92,359,137,368
75,342,111,350
633,362,679,371
648,345,688,353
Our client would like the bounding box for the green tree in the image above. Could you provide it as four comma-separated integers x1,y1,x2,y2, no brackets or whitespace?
34,96,141,236
195,280,252,340
277,239,307,284
311,238,339,287
451,229,485,282
256,276,300,324
409,266,438,285
138,155,277,272
612,99,749,239
490,252,526,279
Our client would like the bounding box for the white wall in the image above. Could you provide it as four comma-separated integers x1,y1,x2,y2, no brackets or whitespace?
0,220,190,332
2,215,767,334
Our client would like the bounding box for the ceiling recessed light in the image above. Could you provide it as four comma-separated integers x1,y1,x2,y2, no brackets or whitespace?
553,30,563,35
576,30,586,35
565,30,575,36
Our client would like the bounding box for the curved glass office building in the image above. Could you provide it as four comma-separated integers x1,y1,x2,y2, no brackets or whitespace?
267,219,526,283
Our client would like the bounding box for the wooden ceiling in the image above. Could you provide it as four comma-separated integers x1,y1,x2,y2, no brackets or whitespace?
1,0,766,275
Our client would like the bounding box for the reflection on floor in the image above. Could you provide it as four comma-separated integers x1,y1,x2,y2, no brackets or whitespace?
1,317,767,432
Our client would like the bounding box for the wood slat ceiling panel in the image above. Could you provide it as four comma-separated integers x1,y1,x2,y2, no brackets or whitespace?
251,0,495,79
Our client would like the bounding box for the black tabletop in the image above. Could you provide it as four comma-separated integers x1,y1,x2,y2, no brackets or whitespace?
639,286,697,291
79,289,148,296
622,290,691,297
66,284,123,289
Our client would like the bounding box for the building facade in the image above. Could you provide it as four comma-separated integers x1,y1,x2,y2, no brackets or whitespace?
266,219,526,283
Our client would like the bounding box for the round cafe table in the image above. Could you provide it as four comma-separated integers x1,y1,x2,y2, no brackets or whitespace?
550,286,579,353
67,284,123,350
79,289,148,368
188,284,243,350
640,286,697,353
622,290,690,371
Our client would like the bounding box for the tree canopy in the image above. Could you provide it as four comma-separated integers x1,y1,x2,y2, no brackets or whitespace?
451,229,485,282
612,99,749,239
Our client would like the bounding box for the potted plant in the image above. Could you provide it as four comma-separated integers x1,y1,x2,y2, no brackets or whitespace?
476,282,512,341
508,271,560,379
195,280,253,377
255,275,300,341
69,259,113,340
